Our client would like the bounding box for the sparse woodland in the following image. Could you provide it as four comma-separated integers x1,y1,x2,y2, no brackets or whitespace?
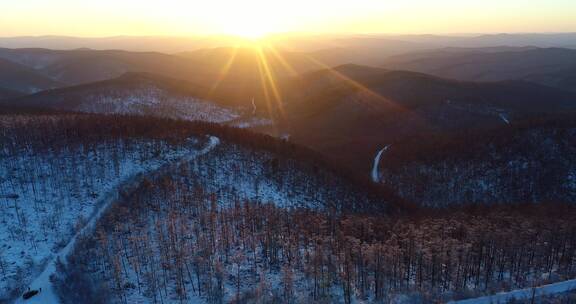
0,114,398,302
0,114,208,300
62,169,576,303
2,114,576,303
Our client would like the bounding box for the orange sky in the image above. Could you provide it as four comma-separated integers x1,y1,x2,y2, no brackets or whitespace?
2,0,575,38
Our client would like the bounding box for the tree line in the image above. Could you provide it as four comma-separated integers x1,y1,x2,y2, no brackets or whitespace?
59,170,576,303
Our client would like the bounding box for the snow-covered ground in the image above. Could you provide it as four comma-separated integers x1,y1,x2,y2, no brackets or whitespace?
0,135,206,302
184,142,375,210
78,85,241,123
450,278,576,304
71,85,277,130
12,136,220,304
184,143,322,209
56,137,384,304
230,116,274,129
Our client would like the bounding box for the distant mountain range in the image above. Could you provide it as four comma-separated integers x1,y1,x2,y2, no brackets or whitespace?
0,47,204,85
1,33,576,52
2,43,575,99
383,47,576,91
381,33,576,49
2,42,576,180
0,35,245,53
282,64,576,173
0,46,420,109
0,57,62,93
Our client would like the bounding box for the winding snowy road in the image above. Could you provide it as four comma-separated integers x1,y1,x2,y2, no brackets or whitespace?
14,136,220,304
499,113,510,125
449,278,576,304
371,145,391,182
251,97,257,115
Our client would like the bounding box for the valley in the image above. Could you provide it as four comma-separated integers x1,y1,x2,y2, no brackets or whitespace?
1,32,576,303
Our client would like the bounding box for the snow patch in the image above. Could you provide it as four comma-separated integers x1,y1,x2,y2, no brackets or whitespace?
76,85,241,123
230,117,274,129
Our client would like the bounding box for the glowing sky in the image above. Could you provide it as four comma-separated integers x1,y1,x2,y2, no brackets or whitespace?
1,0,575,37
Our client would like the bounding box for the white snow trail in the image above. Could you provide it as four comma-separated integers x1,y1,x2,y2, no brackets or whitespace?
499,113,510,124
371,145,391,183
14,136,220,304
449,278,576,304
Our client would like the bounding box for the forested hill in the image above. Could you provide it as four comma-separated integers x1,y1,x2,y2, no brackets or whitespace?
64,156,576,303
1,113,405,212
0,113,410,302
375,115,576,207
2,113,575,303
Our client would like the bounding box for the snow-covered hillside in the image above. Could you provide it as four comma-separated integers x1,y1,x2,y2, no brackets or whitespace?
59,140,388,303
0,114,393,303
183,142,385,211
2,114,575,304
2,74,275,129
61,151,576,304
13,136,221,304
0,119,208,301
77,85,241,123
75,85,276,129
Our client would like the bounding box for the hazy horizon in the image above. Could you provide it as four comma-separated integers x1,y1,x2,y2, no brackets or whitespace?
2,31,576,37
3,0,576,39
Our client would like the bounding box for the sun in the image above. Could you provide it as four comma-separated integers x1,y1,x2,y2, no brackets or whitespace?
209,1,282,40
227,23,269,39
219,17,273,40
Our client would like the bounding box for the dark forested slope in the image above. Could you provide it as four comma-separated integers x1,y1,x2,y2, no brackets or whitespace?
376,117,576,207
283,64,576,174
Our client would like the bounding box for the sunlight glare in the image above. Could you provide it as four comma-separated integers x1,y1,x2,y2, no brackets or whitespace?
225,23,269,39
